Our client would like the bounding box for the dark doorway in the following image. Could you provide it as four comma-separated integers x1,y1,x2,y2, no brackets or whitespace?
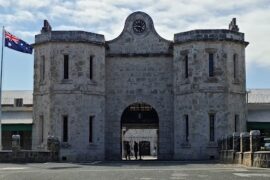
121,102,159,160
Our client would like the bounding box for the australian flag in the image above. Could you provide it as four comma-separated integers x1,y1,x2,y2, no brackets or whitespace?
4,31,33,54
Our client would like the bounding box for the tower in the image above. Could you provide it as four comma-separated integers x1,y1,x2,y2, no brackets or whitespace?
32,21,106,161
173,19,248,159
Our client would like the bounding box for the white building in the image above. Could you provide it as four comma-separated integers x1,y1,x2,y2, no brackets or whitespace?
1,90,33,150
247,89,270,136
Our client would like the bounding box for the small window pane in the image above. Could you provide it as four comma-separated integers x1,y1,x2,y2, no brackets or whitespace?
63,116,68,142
185,55,188,78
64,55,69,79
209,53,214,77
40,115,44,143
40,56,45,81
90,56,93,80
14,98,23,107
89,116,94,143
233,54,238,79
185,115,189,142
209,114,215,141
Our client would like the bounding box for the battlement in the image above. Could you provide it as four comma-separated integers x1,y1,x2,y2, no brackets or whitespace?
34,31,105,46
174,29,248,46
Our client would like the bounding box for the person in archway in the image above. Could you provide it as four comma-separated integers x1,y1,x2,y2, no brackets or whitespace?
124,142,131,160
134,141,138,160
139,141,143,160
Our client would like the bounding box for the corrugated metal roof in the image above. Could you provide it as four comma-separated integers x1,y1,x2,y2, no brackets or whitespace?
248,89,270,104
1,90,33,105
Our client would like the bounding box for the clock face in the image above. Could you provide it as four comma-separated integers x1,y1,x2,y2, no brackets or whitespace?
133,19,146,33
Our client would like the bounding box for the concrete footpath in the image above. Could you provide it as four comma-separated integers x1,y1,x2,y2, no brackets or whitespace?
0,161,269,180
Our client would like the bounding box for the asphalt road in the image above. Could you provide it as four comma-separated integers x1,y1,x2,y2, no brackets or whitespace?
0,161,269,180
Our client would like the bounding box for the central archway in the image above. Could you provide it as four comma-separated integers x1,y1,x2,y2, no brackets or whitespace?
120,102,159,160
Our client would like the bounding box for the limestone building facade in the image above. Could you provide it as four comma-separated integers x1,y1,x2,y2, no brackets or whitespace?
32,11,249,161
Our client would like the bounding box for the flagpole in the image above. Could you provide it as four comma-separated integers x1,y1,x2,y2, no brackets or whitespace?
0,26,4,150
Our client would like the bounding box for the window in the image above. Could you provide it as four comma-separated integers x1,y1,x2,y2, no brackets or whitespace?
184,55,188,78
89,116,94,143
40,56,45,81
89,116,95,143
209,114,215,142
234,114,240,132
63,116,68,142
14,98,23,107
40,115,44,143
184,115,189,142
233,54,238,79
64,55,69,79
89,56,93,80
209,53,214,77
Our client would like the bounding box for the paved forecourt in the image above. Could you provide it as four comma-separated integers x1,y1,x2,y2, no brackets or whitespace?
0,161,269,180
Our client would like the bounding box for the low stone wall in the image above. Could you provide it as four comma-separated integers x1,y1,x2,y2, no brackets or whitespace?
253,151,270,168
219,131,270,168
0,150,59,163
243,152,252,167
234,152,242,164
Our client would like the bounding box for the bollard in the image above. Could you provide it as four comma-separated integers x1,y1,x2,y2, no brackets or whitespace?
233,132,240,152
227,135,233,150
250,130,261,152
240,132,250,152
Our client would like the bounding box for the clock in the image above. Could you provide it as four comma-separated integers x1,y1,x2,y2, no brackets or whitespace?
133,19,146,33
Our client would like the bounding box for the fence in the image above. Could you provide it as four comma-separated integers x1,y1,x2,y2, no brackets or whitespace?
219,130,270,168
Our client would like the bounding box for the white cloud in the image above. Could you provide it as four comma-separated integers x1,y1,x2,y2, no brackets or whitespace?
0,10,36,24
0,0,54,9
0,0,270,68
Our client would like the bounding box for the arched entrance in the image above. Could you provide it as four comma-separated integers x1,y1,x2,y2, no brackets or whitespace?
121,102,159,160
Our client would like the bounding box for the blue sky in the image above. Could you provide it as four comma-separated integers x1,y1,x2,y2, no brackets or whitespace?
0,0,270,90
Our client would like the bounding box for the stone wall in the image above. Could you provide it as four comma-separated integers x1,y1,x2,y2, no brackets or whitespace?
105,56,174,160
0,150,58,163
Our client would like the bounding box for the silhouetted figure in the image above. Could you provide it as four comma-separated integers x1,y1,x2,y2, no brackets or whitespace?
134,141,138,160
124,142,131,160
139,142,143,160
